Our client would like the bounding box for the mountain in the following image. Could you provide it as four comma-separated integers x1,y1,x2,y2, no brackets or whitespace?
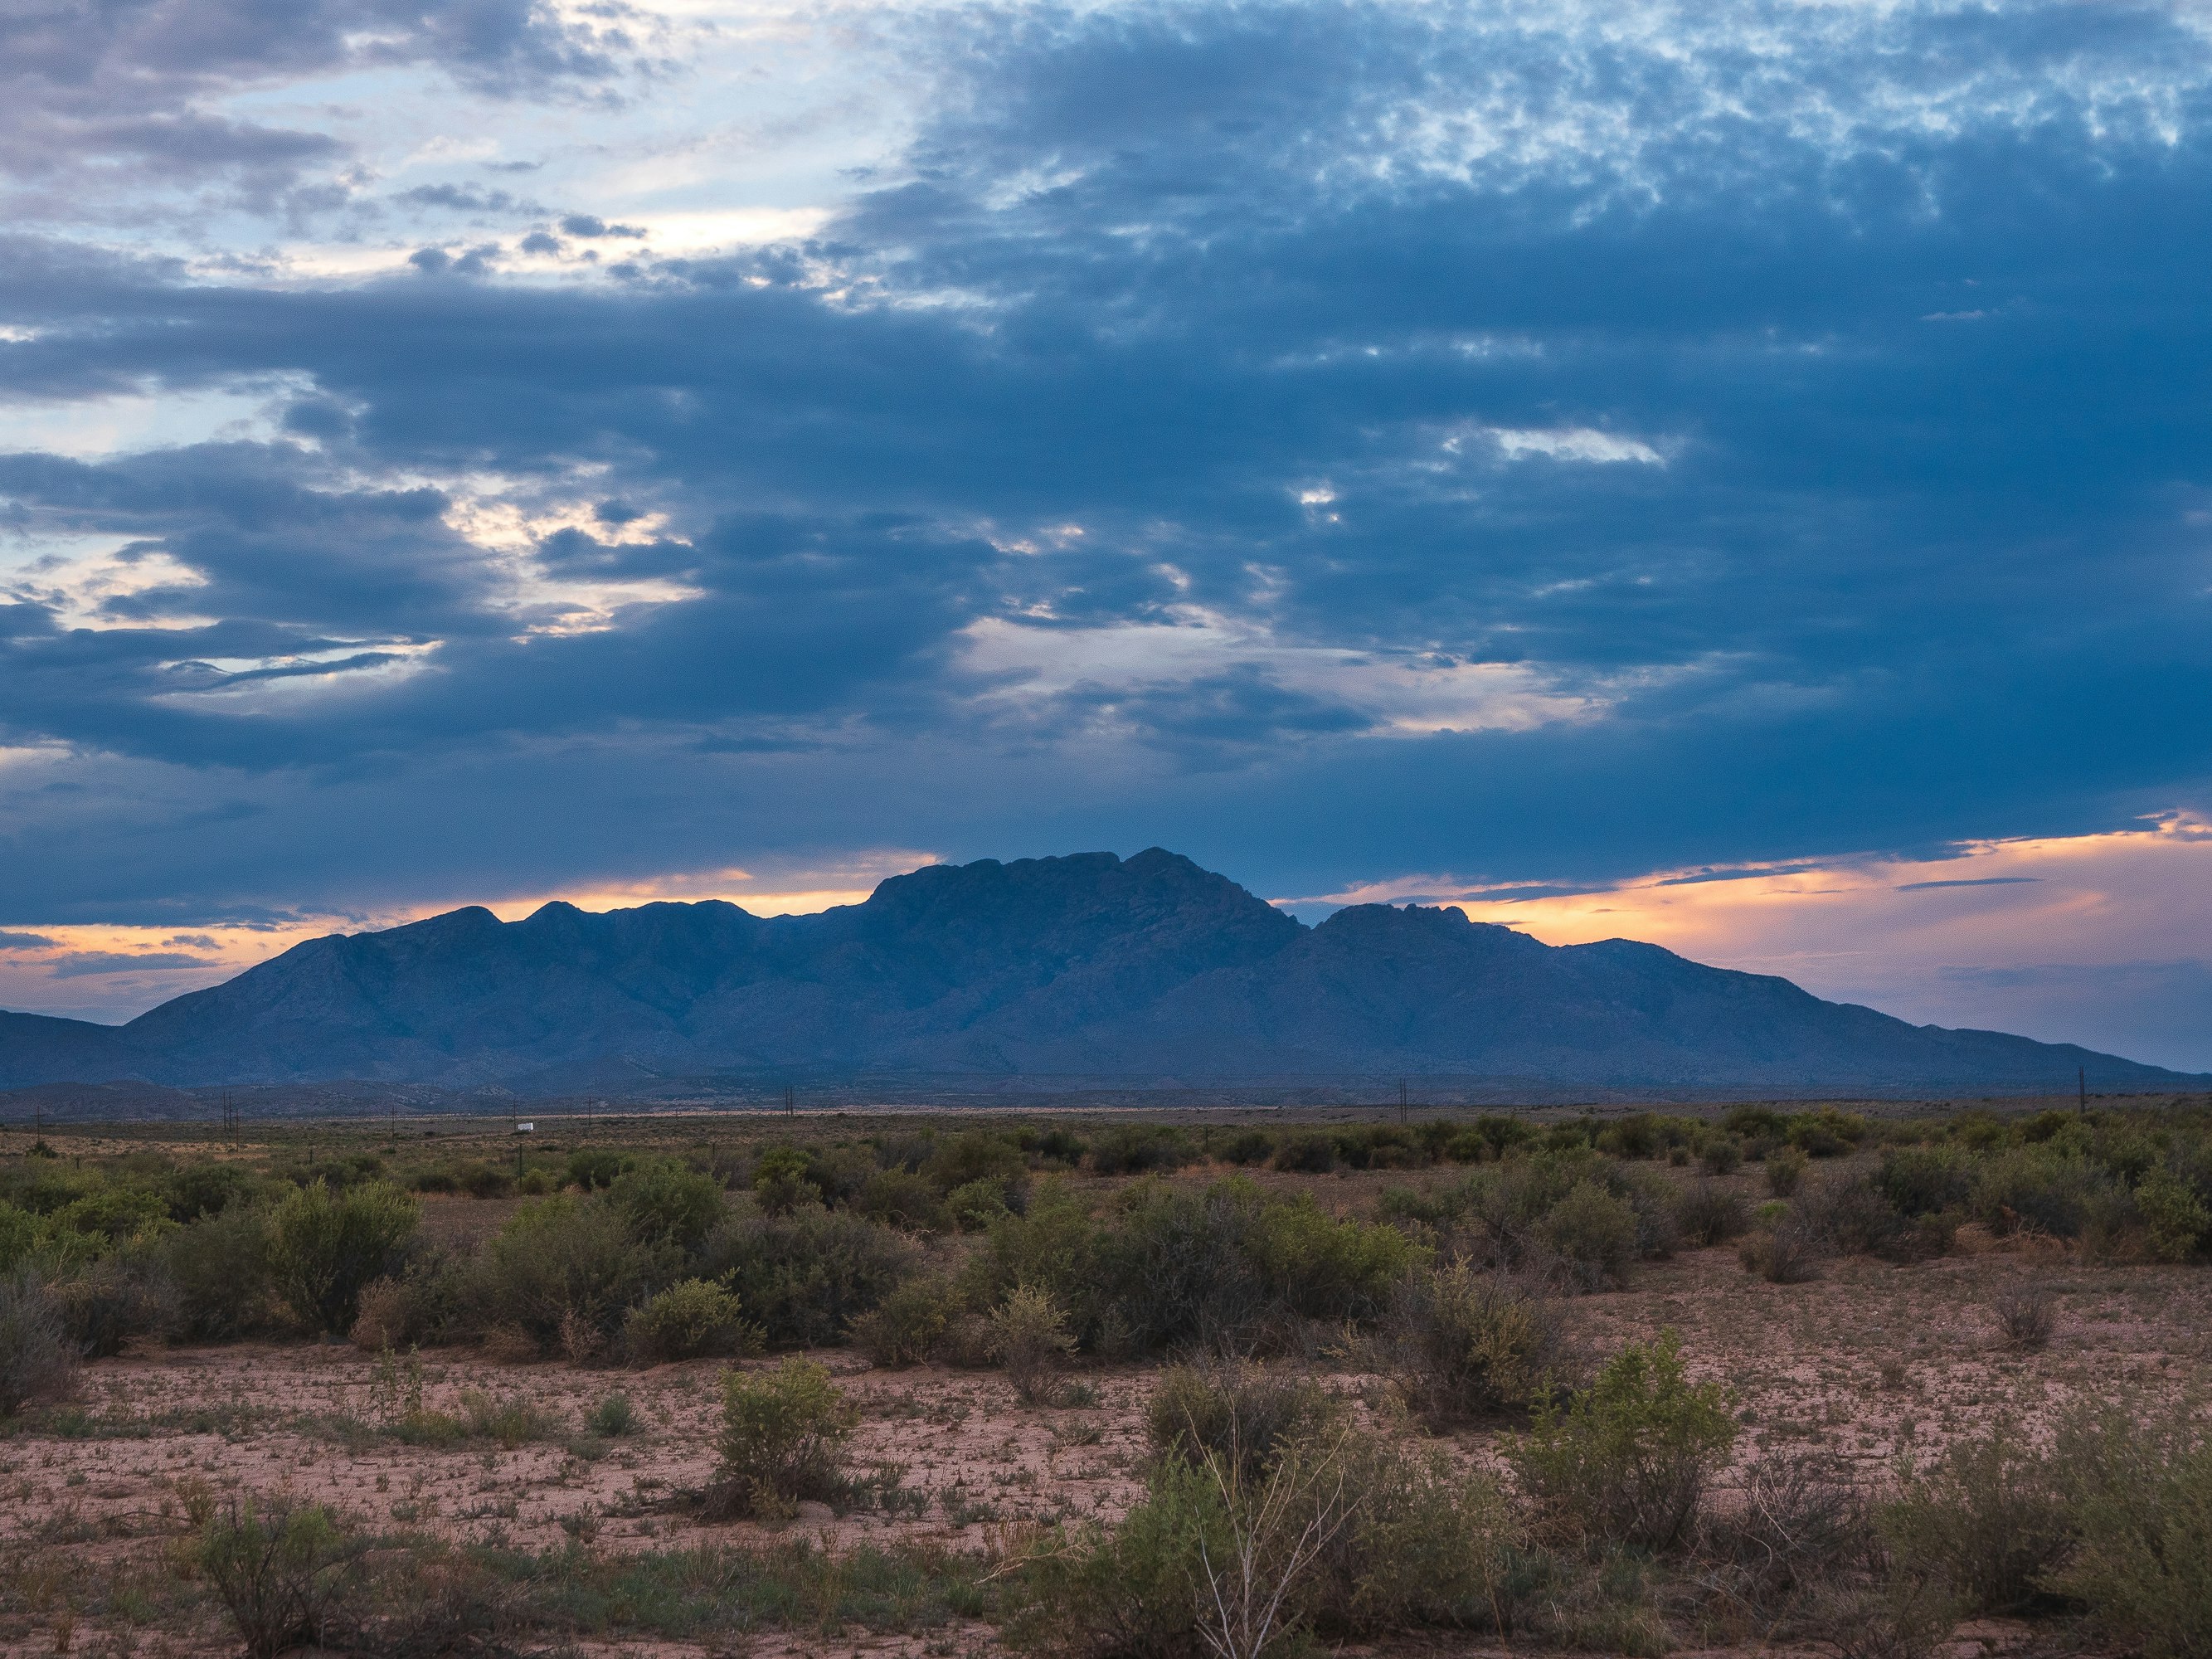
0,849,2196,1093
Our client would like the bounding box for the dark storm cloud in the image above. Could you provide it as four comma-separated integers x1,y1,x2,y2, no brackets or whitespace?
1,0,2210,920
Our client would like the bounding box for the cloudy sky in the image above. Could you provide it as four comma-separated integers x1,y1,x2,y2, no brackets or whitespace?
2,0,2210,1068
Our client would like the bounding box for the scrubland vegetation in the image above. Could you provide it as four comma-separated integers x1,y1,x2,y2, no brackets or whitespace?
2,1097,2210,1657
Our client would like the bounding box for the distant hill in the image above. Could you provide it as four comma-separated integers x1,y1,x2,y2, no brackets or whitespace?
0,849,2197,1094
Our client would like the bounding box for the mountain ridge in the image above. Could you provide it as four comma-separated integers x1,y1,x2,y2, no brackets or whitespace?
0,849,2196,1093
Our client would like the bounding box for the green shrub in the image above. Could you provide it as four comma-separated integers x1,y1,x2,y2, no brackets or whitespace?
1317,1432,1524,1634
750,1148,818,1216
1799,1170,1944,1261
1675,1181,1750,1247
460,1196,658,1355
1271,1131,1337,1174
1219,1129,1278,1166
1379,1259,1571,1424
2136,1166,2210,1262
1876,1146,1974,1218
1147,1362,1336,1486
853,1169,946,1231
1510,1332,1735,1551
1000,1457,1228,1657
1087,1125,1198,1176
625,1277,758,1361
268,1180,421,1335
1003,1424,1524,1657
1539,1180,1641,1288
166,1205,275,1339
1249,1195,1418,1322
0,1269,76,1417
0,1202,39,1274
167,1161,257,1223
926,1131,1029,1194
991,1284,1077,1404
52,1249,177,1355
198,1497,362,1659
1970,1148,2112,1238
1766,1146,1809,1197
586,1390,638,1436
2048,1404,2212,1659
712,1357,859,1519
1699,1136,1743,1176
566,1149,631,1190
1877,1424,2070,1614
699,1207,916,1347
848,1272,961,1367
610,1157,726,1252
946,1177,1014,1232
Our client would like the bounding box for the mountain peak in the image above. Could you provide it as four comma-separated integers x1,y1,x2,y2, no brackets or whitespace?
0,849,2194,1093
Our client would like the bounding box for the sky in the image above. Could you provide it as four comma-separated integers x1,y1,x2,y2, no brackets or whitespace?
1,0,2210,1070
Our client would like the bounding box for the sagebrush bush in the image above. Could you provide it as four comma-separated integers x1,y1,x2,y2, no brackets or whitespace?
712,1357,859,1520
1147,1362,1336,1486
700,1206,916,1347
625,1277,757,1361
1510,1332,1736,1551
991,1283,1076,1404
0,1269,76,1417
198,1497,362,1659
269,1180,420,1335
2048,1404,2212,1659
1877,1424,2071,1614
848,1272,960,1366
1380,1259,1572,1424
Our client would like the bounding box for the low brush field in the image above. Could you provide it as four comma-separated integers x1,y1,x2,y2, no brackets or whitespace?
3,1097,2210,1659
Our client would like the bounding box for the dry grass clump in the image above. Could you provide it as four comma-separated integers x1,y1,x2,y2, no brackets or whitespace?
1991,1282,2055,1351
1738,1215,1825,1283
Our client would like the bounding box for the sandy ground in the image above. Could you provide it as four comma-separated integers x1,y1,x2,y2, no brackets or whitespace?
5,1228,2208,1658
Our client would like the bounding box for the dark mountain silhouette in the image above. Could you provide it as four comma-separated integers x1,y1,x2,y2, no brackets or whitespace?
0,849,2195,1092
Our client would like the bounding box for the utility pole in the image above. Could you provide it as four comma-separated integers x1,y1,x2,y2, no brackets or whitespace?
785,1084,795,1117
2079,1067,2088,1117
1399,1079,1408,1126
